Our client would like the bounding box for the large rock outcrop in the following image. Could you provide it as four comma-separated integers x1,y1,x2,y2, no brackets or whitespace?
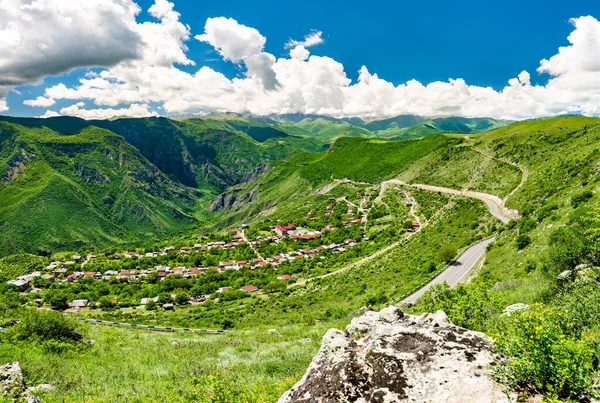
279,307,511,403
0,362,40,403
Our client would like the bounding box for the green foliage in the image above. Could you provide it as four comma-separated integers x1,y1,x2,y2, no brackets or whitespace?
494,303,600,400
11,309,82,343
571,190,593,208
145,300,157,311
436,244,457,264
515,234,531,250
45,292,69,310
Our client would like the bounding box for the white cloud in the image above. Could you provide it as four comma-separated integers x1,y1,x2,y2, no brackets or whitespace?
0,0,142,97
6,4,600,121
45,102,157,120
0,99,7,113
195,17,265,62
286,30,324,49
23,96,55,107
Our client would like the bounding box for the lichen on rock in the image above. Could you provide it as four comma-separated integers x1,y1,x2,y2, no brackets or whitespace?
278,306,511,403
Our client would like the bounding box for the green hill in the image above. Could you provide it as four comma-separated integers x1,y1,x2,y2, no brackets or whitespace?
0,121,207,256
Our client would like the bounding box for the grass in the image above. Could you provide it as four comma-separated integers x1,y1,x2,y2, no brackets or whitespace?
0,321,338,403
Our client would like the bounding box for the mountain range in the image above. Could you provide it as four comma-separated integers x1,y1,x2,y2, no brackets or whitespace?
0,113,509,256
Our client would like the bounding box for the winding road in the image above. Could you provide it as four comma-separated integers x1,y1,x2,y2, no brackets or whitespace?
401,237,495,305
377,179,519,224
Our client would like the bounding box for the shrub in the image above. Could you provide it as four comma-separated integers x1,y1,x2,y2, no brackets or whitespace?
571,191,593,208
145,300,157,311
98,297,116,310
46,292,69,310
13,309,82,343
515,234,531,250
494,304,600,400
175,293,190,305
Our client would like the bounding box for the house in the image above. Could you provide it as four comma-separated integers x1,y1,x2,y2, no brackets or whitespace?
66,273,79,282
241,224,250,229
83,272,96,278
69,299,88,308
41,274,55,281
273,224,296,237
277,274,291,281
54,268,67,276
412,221,420,228
163,303,174,310
140,297,158,305
7,279,28,288
157,271,167,279
240,285,259,292
164,246,175,252
217,287,232,293
120,270,131,278
72,255,81,261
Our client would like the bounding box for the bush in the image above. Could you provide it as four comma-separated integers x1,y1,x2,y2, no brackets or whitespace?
145,300,157,311
515,234,531,250
571,191,593,208
46,292,69,310
98,297,116,310
175,293,190,305
13,309,82,343
494,304,600,400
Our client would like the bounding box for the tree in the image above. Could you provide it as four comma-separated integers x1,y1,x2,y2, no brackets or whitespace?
437,244,457,264
48,292,69,311
157,293,172,305
145,300,157,311
174,293,189,305
98,297,116,310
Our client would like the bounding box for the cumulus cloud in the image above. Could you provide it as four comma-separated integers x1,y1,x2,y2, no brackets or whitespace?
196,17,265,62
9,3,600,120
42,102,157,119
23,96,55,107
0,99,7,113
0,0,142,97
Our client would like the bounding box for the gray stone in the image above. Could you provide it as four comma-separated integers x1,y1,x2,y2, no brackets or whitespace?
0,362,41,403
278,307,512,403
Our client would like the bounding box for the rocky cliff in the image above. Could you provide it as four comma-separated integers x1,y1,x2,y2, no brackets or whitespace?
279,307,511,403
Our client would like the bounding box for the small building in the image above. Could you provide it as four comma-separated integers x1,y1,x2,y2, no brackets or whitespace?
240,285,259,293
54,268,67,277
217,287,232,293
7,279,29,289
69,299,89,308
140,297,158,305
277,274,291,281
163,303,174,310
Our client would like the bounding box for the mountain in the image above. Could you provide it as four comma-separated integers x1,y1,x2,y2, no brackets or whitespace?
0,119,205,256
0,114,323,256
272,113,511,142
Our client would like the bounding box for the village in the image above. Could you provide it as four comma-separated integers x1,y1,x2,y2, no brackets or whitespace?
7,216,365,310
5,189,422,312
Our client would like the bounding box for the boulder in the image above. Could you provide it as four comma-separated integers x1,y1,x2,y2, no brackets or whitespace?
278,307,511,403
0,362,40,403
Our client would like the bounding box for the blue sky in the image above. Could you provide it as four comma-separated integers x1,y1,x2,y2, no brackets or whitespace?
2,0,600,119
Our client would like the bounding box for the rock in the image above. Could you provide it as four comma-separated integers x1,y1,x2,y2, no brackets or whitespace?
0,362,41,403
278,307,511,403
503,303,529,316
29,384,54,392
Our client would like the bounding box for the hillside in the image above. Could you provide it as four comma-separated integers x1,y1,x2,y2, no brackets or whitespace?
0,121,207,256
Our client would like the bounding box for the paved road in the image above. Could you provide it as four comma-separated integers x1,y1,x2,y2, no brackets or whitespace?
401,237,495,305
